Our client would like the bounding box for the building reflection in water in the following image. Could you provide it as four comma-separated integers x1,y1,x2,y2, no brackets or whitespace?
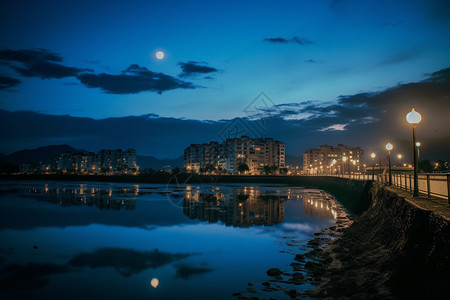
19,184,136,210
183,187,339,227
16,183,337,219
301,190,336,219
183,186,286,227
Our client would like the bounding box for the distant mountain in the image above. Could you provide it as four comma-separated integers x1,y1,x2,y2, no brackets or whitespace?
4,145,78,165
137,155,184,170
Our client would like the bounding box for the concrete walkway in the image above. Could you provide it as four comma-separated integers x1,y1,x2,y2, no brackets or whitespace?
386,186,450,221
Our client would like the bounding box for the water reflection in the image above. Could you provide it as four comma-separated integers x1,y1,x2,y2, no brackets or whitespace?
302,191,336,219
150,278,159,288
0,182,340,300
183,187,286,227
9,183,338,224
18,184,136,210
0,247,199,292
182,187,338,227
0,262,70,291
68,248,192,277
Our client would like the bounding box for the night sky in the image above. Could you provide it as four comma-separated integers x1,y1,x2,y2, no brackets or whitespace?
1,0,449,160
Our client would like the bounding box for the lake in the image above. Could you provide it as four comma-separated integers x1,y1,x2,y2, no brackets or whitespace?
0,180,342,299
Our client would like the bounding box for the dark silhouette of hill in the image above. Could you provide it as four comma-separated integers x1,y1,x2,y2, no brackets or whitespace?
0,144,183,170
4,145,78,164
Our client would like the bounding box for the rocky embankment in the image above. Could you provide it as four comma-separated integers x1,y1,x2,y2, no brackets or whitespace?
233,191,354,300
310,184,450,299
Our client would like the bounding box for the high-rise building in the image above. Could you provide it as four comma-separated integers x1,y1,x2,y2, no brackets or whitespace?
303,144,364,175
184,136,285,175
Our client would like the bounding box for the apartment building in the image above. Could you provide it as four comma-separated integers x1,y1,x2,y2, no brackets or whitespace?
184,136,285,175
51,149,138,174
303,144,364,175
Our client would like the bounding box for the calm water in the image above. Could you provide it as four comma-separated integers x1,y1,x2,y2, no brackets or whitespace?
0,180,338,299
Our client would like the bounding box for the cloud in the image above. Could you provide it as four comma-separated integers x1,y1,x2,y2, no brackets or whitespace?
174,263,213,279
178,61,218,78
379,51,420,66
0,49,197,94
291,36,313,45
77,64,196,94
1,67,449,161
0,49,91,79
69,248,190,277
263,36,313,45
425,68,450,82
264,37,289,43
0,75,21,89
0,48,63,63
319,124,348,131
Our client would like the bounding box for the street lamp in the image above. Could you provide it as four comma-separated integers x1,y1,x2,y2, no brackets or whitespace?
385,143,393,186
331,159,337,175
406,108,422,197
371,153,376,181
342,156,347,177
416,141,421,171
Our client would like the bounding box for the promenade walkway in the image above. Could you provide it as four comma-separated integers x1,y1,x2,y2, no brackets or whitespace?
328,173,450,219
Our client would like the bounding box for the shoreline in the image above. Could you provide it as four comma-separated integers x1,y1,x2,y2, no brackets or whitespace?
306,184,450,299
233,191,355,300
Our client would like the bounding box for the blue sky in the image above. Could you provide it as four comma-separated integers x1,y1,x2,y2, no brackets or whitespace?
1,0,449,120
1,0,450,160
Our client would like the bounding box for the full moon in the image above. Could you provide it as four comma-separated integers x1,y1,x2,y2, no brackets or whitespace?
155,50,165,60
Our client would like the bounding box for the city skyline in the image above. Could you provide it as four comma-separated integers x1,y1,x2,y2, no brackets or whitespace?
1,0,449,161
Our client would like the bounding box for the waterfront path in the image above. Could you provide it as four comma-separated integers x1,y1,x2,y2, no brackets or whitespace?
386,185,450,220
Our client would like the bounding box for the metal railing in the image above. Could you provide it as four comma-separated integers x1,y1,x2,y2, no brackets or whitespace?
327,173,450,203
377,173,450,202
327,174,374,181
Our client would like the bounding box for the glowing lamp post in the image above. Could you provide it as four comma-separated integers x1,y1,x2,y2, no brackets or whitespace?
332,159,337,175
370,153,376,181
406,108,422,197
342,156,347,177
397,154,402,167
385,143,393,186
416,141,421,171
